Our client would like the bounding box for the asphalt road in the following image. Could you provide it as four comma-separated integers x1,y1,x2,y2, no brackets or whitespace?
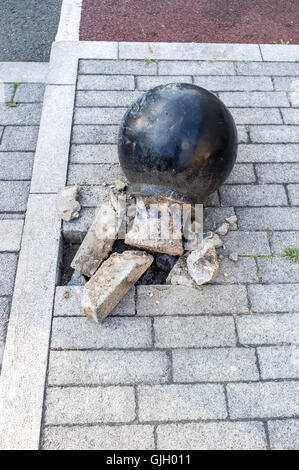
0,0,62,62
81,0,299,44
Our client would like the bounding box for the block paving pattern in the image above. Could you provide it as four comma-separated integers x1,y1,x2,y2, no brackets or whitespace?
0,82,44,371
42,59,299,450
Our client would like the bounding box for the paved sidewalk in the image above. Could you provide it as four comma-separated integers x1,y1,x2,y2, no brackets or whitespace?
0,66,47,369
0,43,298,450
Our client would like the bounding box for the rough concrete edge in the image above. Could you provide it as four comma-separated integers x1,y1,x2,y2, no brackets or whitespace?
55,0,82,42
0,62,48,83
259,44,299,62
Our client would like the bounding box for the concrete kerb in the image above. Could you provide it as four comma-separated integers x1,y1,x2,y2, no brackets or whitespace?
0,40,298,449
0,62,48,83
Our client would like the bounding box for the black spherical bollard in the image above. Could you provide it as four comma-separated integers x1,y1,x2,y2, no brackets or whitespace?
118,83,238,203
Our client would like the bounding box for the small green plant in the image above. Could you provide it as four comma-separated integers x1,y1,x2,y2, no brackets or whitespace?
243,60,252,64
295,60,299,63
144,58,156,65
207,60,216,63
257,270,262,280
284,247,299,262
273,40,290,45
13,82,20,91
6,102,19,108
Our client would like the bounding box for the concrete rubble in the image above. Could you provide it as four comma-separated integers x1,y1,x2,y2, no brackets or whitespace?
57,181,239,321
82,250,153,322
71,203,117,277
56,185,81,222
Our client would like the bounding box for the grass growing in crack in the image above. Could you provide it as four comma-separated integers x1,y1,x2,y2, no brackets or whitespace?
144,58,156,65
284,247,299,262
273,39,290,45
242,60,252,64
13,82,20,91
6,102,19,108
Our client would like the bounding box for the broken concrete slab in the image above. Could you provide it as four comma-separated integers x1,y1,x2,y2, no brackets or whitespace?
56,185,81,222
215,222,230,236
82,250,153,322
187,240,219,286
166,256,197,288
71,203,117,277
226,215,238,225
125,197,184,256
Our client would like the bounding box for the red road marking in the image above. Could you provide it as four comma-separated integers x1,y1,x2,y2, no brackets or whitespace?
80,0,299,44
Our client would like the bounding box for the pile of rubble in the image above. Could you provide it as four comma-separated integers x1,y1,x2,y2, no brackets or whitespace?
57,184,238,323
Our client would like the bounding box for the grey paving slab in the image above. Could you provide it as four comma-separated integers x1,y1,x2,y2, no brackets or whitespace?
281,108,299,125
0,62,48,83
237,144,299,163
0,219,23,252
159,60,236,76
79,59,157,75
72,125,119,144
289,92,299,107
0,152,33,180
0,84,15,103
250,126,299,143
43,424,155,450
270,231,299,254
194,76,273,91
225,164,255,184
77,75,135,91
14,84,44,103
137,285,248,315
227,381,299,419
256,163,299,183
0,126,39,151
248,284,299,313
257,346,299,380
215,257,258,284
0,181,30,212
219,92,289,108
67,164,123,185
77,185,108,207
157,421,267,450
45,386,135,425
173,348,259,383
136,75,192,90
203,207,236,231
76,90,142,107
235,126,248,143
237,314,299,345
70,144,118,164
236,62,299,76
223,231,271,256
273,77,299,91
51,317,152,350
54,286,135,317
154,316,236,348
268,419,299,450
48,350,169,386
220,184,287,207
287,184,299,205
138,384,227,422
0,103,42,125
237,208,299,230
74,108,126,125
0,194,61,450
229,108,282,125
257,257,299,283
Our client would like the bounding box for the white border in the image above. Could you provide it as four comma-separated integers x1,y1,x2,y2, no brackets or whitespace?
55,0,82,41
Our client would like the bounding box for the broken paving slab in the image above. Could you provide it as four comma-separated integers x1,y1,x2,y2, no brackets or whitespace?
71,203,117,277
82,250,153,322
56,185,81,222
125,196,184,256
